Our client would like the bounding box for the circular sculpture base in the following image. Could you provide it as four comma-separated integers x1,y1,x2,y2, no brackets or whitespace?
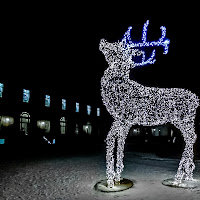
94,178,134,192
162,178,200,189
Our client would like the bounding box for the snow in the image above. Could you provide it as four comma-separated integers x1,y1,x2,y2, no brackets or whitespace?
0,148,200,200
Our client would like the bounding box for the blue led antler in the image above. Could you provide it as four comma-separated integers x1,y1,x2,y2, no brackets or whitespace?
122,20,170,67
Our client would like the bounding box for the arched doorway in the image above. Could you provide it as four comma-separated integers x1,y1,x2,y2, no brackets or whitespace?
20,112,30,135
60,117,67,134
83,122,92,135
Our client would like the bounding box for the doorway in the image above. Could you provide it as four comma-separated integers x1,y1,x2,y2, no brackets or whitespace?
60,117,67,134
20,112,30,135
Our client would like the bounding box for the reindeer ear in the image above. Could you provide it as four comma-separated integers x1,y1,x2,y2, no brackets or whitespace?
100,38,106,44
99,39,107,51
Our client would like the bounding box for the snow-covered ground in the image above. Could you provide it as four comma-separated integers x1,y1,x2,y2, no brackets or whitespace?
0,148,200,200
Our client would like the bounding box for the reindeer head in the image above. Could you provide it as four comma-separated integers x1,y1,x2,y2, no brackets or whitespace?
99,39,123,65
99,38,143,70
100,20,170,69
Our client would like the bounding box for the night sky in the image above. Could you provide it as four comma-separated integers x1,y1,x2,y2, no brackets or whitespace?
1,4,199,106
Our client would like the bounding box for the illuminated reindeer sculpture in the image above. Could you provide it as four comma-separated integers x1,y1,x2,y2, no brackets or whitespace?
100,20,199,188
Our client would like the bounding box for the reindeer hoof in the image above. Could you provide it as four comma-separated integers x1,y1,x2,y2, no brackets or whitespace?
185,177,194,181
107,180,114,188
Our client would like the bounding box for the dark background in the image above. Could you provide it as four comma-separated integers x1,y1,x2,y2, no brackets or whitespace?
1,3,199,106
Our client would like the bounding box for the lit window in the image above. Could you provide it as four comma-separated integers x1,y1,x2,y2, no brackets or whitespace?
45,95,50,107
75,102,79,112
0,139,5,144
75,124,79,134
130,127,140,136
152,128,159,136
37,120,50,133
62,99,66,110
97,108,100,116
87,105,91,115
60,117,67,134
20,112,30,135
0,83,4,98
83,122,92,135
1,116,14,127
23,89,30,103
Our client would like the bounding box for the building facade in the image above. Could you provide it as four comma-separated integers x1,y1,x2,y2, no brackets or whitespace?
0,82,199,155
0,82,103,146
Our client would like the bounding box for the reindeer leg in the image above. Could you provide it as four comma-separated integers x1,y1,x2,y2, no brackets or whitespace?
175,143,196,182
175,123,197,182
115,135,126,184
175,161,184,182
184,144,195,181
115,123,130,184
106,121,118,188
183,133,196,181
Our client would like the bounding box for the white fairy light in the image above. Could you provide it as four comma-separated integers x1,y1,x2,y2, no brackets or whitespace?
100,21,199,188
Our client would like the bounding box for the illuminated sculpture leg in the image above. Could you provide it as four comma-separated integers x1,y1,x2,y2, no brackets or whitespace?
106,120,130,188
163,123,198,188
106,121,117,188
170,120,196,182
175,123,197,182
115,126,130,183
115,135,125,183
163,120,200,188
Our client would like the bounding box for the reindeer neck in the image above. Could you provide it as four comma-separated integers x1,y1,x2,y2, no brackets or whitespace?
101,63,142,88
101,65,124,86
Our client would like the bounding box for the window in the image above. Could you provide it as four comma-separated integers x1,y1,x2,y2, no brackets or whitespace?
151,128,159,136
75,124,79,135
23,89,30,103
83,122,92,135
45,95,50,107
97,108,100,116
37,120,50,133
75,102,79,113
0,139,5,144
1,116,14,127
20,112,30,135
44,121,50,133
62,99,66,110
60,117,67,134
129,127,140,136
87,105,91,115
0,83,4,98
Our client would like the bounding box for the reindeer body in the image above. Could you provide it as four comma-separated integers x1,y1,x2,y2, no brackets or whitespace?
101,67,198,127
100,22,199,188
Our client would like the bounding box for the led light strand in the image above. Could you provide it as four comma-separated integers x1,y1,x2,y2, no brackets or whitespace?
100,21,199,188
122,20,170,54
